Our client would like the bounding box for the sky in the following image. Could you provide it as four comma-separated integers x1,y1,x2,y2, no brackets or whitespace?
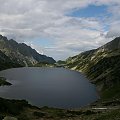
0,0,120,60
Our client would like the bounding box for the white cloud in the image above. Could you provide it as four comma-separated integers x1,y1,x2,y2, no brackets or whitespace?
0,0,120,60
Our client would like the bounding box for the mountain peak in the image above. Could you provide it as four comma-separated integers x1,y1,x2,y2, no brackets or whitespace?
0,35,56,66
100,37,120,52
0,35,8,41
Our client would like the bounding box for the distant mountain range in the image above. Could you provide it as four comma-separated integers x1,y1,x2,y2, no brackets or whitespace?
0,35,55,70
66,37,120,100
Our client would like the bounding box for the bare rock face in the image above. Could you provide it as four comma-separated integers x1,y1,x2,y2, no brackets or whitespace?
0,35,55,67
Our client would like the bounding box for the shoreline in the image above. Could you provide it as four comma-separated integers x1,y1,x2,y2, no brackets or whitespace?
0,67,120,120
0,66,98,109
0,66,102,107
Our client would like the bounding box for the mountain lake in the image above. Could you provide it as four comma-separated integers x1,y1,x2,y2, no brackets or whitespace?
0,67,99,108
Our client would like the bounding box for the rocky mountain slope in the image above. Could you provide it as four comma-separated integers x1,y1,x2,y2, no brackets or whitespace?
0,36,120,120
0,35,55,67
0,50,22,71
66,37,120,100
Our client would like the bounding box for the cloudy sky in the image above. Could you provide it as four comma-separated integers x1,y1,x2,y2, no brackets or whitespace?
0,0,120,60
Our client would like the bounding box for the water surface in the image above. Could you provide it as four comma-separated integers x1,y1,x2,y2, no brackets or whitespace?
0,67,98,108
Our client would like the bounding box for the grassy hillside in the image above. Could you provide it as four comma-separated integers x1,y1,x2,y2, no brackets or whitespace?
0,97,120,120
66,37,120,100
0,37,120,119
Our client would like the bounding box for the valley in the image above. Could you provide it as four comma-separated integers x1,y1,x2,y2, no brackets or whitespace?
0,35,120,120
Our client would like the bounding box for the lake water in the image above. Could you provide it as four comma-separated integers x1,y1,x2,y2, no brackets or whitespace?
0,67,98,108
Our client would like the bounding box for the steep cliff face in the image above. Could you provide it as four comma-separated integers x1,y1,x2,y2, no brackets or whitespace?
0,35,55,66
0,50,22,70
66,37,120,99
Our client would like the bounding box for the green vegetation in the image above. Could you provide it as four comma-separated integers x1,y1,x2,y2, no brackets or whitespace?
0,37,120,119
0,98,29,116
0,98,119,120
66,37,120,101
34,61,56,67
95,109,120,120
56,60,66,65
101,84,120,100
55,60,67,67
85,55,120,100
63,37,120,120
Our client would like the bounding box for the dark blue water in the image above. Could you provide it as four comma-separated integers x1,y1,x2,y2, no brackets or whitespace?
0,67,98,108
